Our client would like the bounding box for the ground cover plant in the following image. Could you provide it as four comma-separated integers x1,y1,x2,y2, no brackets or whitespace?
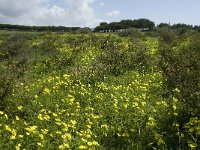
0,29,199,150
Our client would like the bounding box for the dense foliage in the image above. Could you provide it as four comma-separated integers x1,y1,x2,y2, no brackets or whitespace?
0,29,199,149
94,18,155,32
0,24,81,32
1,18,200,34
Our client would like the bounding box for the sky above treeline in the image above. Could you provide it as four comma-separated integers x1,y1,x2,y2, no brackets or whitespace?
0,0,199,27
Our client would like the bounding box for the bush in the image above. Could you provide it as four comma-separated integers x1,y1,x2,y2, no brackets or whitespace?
156,27,178,44
73,27,92,34
0,33,32,110
118,28,144,38
159,33,200,110
39,32,62,54
158,32,200,149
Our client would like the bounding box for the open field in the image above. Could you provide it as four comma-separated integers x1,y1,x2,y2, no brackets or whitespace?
0,29,199,149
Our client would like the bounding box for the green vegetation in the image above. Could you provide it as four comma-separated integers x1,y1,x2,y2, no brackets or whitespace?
94,18,155,32
1,18,200,33
0,29,199,149
0,24,81,32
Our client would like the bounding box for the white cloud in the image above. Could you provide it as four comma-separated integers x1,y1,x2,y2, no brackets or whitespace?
0,0,99,27
106,10,120,17
0,0,47,17
99,2,104,6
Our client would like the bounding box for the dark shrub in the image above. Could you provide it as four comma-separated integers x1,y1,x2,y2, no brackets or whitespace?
118,28,144,38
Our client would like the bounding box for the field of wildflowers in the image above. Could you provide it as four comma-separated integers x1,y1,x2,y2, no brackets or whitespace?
0,30,199,149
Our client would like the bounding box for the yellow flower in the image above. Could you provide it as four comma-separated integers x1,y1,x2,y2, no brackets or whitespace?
19,135,23,138
52,113,58,117
10,135,16,140
59,144,70,149
101,124,109,130
66,95,75,104
17,106,23,111
85,134,91,139
39,134,44,140
25,125,37,134
4,114,8,119
122,133,130,137
5,125,12,132
141,102,146,106
148,117,154,121
56,131,62,135
70,120,77,125
15,144,21,150
38,114,43,120
41,129,48,134
55,122,62,126
43,88,50,94
40,109,46,113
11,129,16,136
174,88,180,93
87,142,93,146
132,102,139,107
16,116,20,121
174,112,178,116
123,103,128,109
78,145,87,149
0,111,4,115
43,114,50,121
92,141,99,146
63,74,70,79
26,132,30,136
34,95,39,99
55,118,61,122
81,138,87,143
37,142,42,146
86,125,91,129
59,145,64,150
188,143,197,149
62,133,72,141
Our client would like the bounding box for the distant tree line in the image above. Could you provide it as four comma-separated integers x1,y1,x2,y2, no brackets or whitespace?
0,24,80,32
158,22,200,32
95,18,200,33
1,18,200,33
94,18,155,32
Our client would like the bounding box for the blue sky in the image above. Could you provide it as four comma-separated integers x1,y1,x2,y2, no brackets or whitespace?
0,0,199,27
93,0,200,25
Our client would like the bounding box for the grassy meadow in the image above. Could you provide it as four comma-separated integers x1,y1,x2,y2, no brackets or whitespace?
0,29,199,149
